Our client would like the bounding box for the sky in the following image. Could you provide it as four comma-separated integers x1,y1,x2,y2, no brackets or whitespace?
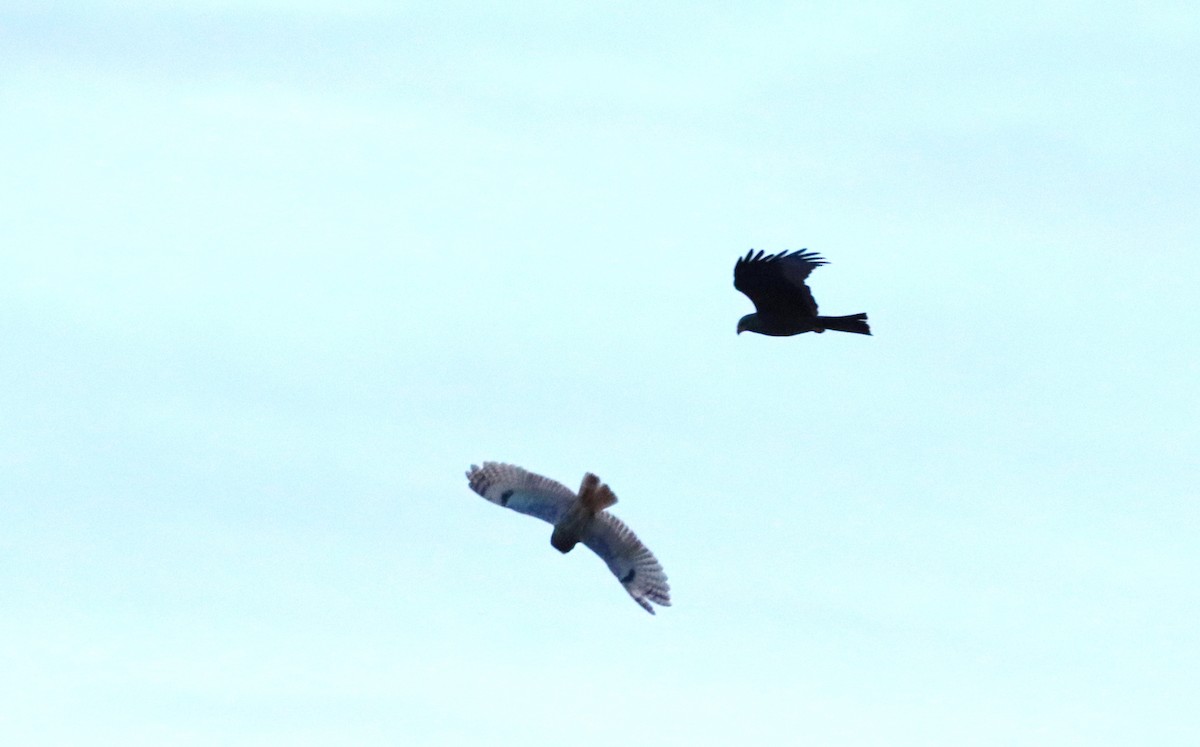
2,2,1198,745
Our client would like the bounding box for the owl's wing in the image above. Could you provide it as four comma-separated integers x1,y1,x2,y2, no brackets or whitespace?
465,462,576,525
581,512,671,614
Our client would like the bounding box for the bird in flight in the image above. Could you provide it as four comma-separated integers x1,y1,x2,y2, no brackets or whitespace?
465,462,671,614
734,249,871,337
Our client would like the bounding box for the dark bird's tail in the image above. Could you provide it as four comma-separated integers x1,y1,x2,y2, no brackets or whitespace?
816,313,871,335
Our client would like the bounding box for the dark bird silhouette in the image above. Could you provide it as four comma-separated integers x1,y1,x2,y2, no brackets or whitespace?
734,249,871,337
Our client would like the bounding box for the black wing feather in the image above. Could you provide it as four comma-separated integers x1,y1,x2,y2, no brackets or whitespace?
733,249,826,317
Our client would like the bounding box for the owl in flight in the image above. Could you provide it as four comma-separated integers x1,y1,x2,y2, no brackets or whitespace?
465,462,671,614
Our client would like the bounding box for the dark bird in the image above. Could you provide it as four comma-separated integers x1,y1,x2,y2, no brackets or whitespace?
734,249,871,337
465,462,671,614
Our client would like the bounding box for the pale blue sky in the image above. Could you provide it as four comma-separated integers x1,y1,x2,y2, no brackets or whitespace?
2,2,1198,745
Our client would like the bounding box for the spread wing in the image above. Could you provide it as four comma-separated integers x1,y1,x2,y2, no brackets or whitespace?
581,512,671,614
733,249,826,317
465,462,575,525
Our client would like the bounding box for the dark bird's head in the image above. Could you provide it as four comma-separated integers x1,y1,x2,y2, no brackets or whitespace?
736,313,759,335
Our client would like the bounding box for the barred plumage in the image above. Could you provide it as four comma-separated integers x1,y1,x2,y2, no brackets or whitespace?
465,461,671,615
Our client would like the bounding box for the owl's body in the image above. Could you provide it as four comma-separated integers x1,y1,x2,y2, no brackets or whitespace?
550,472,616,553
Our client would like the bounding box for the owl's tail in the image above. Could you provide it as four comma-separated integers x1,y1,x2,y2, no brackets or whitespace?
579,472,618,512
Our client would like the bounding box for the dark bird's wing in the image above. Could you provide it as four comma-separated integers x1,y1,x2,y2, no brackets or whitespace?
466,462,575,525
733,249,827,317
580,512,671,614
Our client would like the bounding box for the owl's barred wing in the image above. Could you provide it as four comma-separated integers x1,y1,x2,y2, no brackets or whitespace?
465,462,576,525
581,512,671,614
